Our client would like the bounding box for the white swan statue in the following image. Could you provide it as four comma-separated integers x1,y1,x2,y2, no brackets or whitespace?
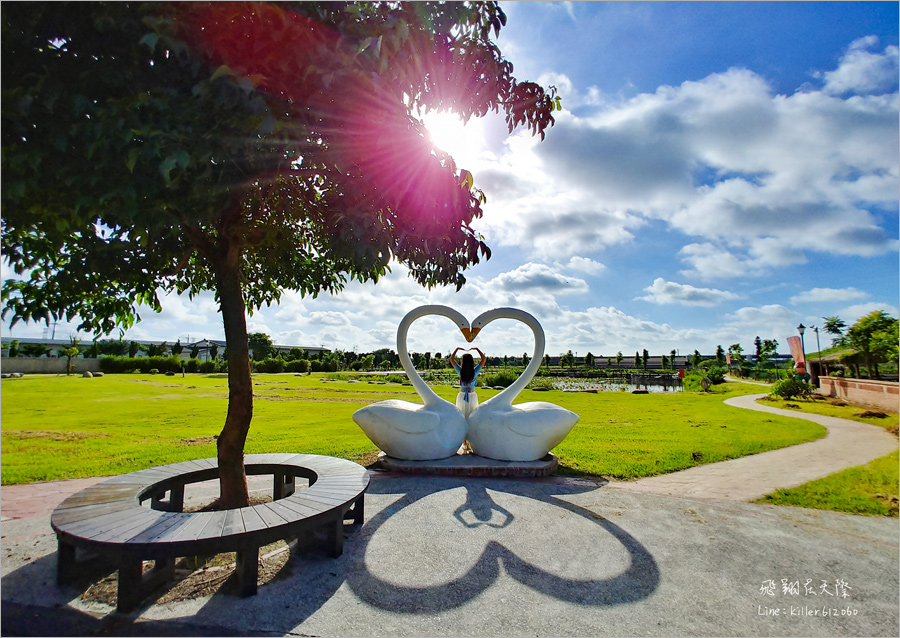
352,305,470,460
465,308,579,462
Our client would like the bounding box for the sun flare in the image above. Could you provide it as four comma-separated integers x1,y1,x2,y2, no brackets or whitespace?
422,111,487,170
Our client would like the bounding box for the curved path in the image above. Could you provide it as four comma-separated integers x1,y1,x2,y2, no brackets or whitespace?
609,393,898,501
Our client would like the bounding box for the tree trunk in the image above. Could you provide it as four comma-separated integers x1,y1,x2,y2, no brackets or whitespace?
213,244,253,509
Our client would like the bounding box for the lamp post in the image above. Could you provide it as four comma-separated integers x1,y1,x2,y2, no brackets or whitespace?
811,325,822,381
797,323,807,381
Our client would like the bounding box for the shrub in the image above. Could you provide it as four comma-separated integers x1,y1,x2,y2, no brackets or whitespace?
705,366,727,384
385,374,405,384
99,355,183,374
185,358,200,373
285,359,310,373
255,357,286,373
682,371,705,392
149,368,159,375
480,370,519,388
527,377,555,390
770,378,814,400
199,361,217,373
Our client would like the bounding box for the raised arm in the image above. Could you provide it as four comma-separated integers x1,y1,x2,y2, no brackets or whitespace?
474,348,487,367
450,347,462,369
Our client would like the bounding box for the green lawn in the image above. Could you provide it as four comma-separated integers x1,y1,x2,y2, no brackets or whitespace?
756,451,899,516
1,373,826,484
756,395,899,430
750,393,899,516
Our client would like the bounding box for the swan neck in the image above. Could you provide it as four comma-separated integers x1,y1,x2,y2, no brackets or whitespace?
494,313,545,406
397,307,443,405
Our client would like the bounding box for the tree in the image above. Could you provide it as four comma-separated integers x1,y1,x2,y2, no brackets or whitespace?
128,340,140,358
584,352,594,369
670,349,677,368
634,351,641,368
661,354,668,369
209,343,219,361
21,343,51,358
616,351,623,368
759,339,779,372
8,340,20,358
522,352,530,367
544,354,551,369
690,350,702,368
63,338,81,375
754,336,762,361
823,316,847,347
1,2,557,507
641,349,649,370
846,311,898,379
247,333,274,362
715,345,725,366
190,344,201,359
172,339,184,357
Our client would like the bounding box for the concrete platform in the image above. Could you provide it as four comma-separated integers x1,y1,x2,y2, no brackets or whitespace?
376,451,559,477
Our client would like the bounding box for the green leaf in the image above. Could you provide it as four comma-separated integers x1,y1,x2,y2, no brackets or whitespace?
158,156,177,183
139,33,159,52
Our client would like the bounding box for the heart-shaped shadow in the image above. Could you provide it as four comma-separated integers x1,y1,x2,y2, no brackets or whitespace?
346,476,659,612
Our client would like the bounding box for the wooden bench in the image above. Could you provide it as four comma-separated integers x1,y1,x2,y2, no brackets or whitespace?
51,453,368,612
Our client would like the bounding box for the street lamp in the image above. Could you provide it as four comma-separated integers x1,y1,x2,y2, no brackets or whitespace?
797,323,807,379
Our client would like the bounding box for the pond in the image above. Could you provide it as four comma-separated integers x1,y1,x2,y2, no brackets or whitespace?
551,378,683,393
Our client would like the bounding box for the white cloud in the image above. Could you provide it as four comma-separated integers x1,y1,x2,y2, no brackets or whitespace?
818,36,900,96
638,278,740,306
789,287,869,304
491,262,589,295
470,47,898,274
561,256,607,275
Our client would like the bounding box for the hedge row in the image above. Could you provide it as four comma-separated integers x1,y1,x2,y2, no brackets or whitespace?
99,356,223,374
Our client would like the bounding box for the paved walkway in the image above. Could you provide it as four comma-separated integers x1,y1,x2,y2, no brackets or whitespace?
610,393,899,501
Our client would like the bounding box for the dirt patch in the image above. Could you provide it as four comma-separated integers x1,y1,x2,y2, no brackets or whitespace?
2,430,110,442
79,539,296,607
855,411,889,419
180,436,216,446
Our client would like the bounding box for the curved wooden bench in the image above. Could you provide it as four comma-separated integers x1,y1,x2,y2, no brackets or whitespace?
51,453,368,612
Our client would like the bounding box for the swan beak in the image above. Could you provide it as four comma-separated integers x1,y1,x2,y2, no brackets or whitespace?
461,327,480,342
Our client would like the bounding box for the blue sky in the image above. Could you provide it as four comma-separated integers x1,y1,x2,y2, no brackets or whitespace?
5,2,899,361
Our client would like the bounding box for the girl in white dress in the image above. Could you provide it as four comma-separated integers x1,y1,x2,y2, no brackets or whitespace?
450,347,487,419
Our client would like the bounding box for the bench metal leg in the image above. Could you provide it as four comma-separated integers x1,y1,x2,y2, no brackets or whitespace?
117,559,144,613
274,473,295,500
235,544,259,597
56,538,78,585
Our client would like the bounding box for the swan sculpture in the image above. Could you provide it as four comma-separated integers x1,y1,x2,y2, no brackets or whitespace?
352,305,470,460
465,308,579,462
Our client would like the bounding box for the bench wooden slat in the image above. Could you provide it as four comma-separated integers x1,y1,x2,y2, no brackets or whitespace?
54,505,149,535
283,493,334,512
221,509,245,537
255,503,290,527
124,513,184,544
90,510,168,543
264,500,309,525
272,496,326,519
51,501,136,526
301,492,351,506
240,506,268,533
198,510,227,540
166,510,216,543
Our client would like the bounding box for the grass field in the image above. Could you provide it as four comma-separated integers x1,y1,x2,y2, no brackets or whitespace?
756,451,899,516
0,373,828,485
